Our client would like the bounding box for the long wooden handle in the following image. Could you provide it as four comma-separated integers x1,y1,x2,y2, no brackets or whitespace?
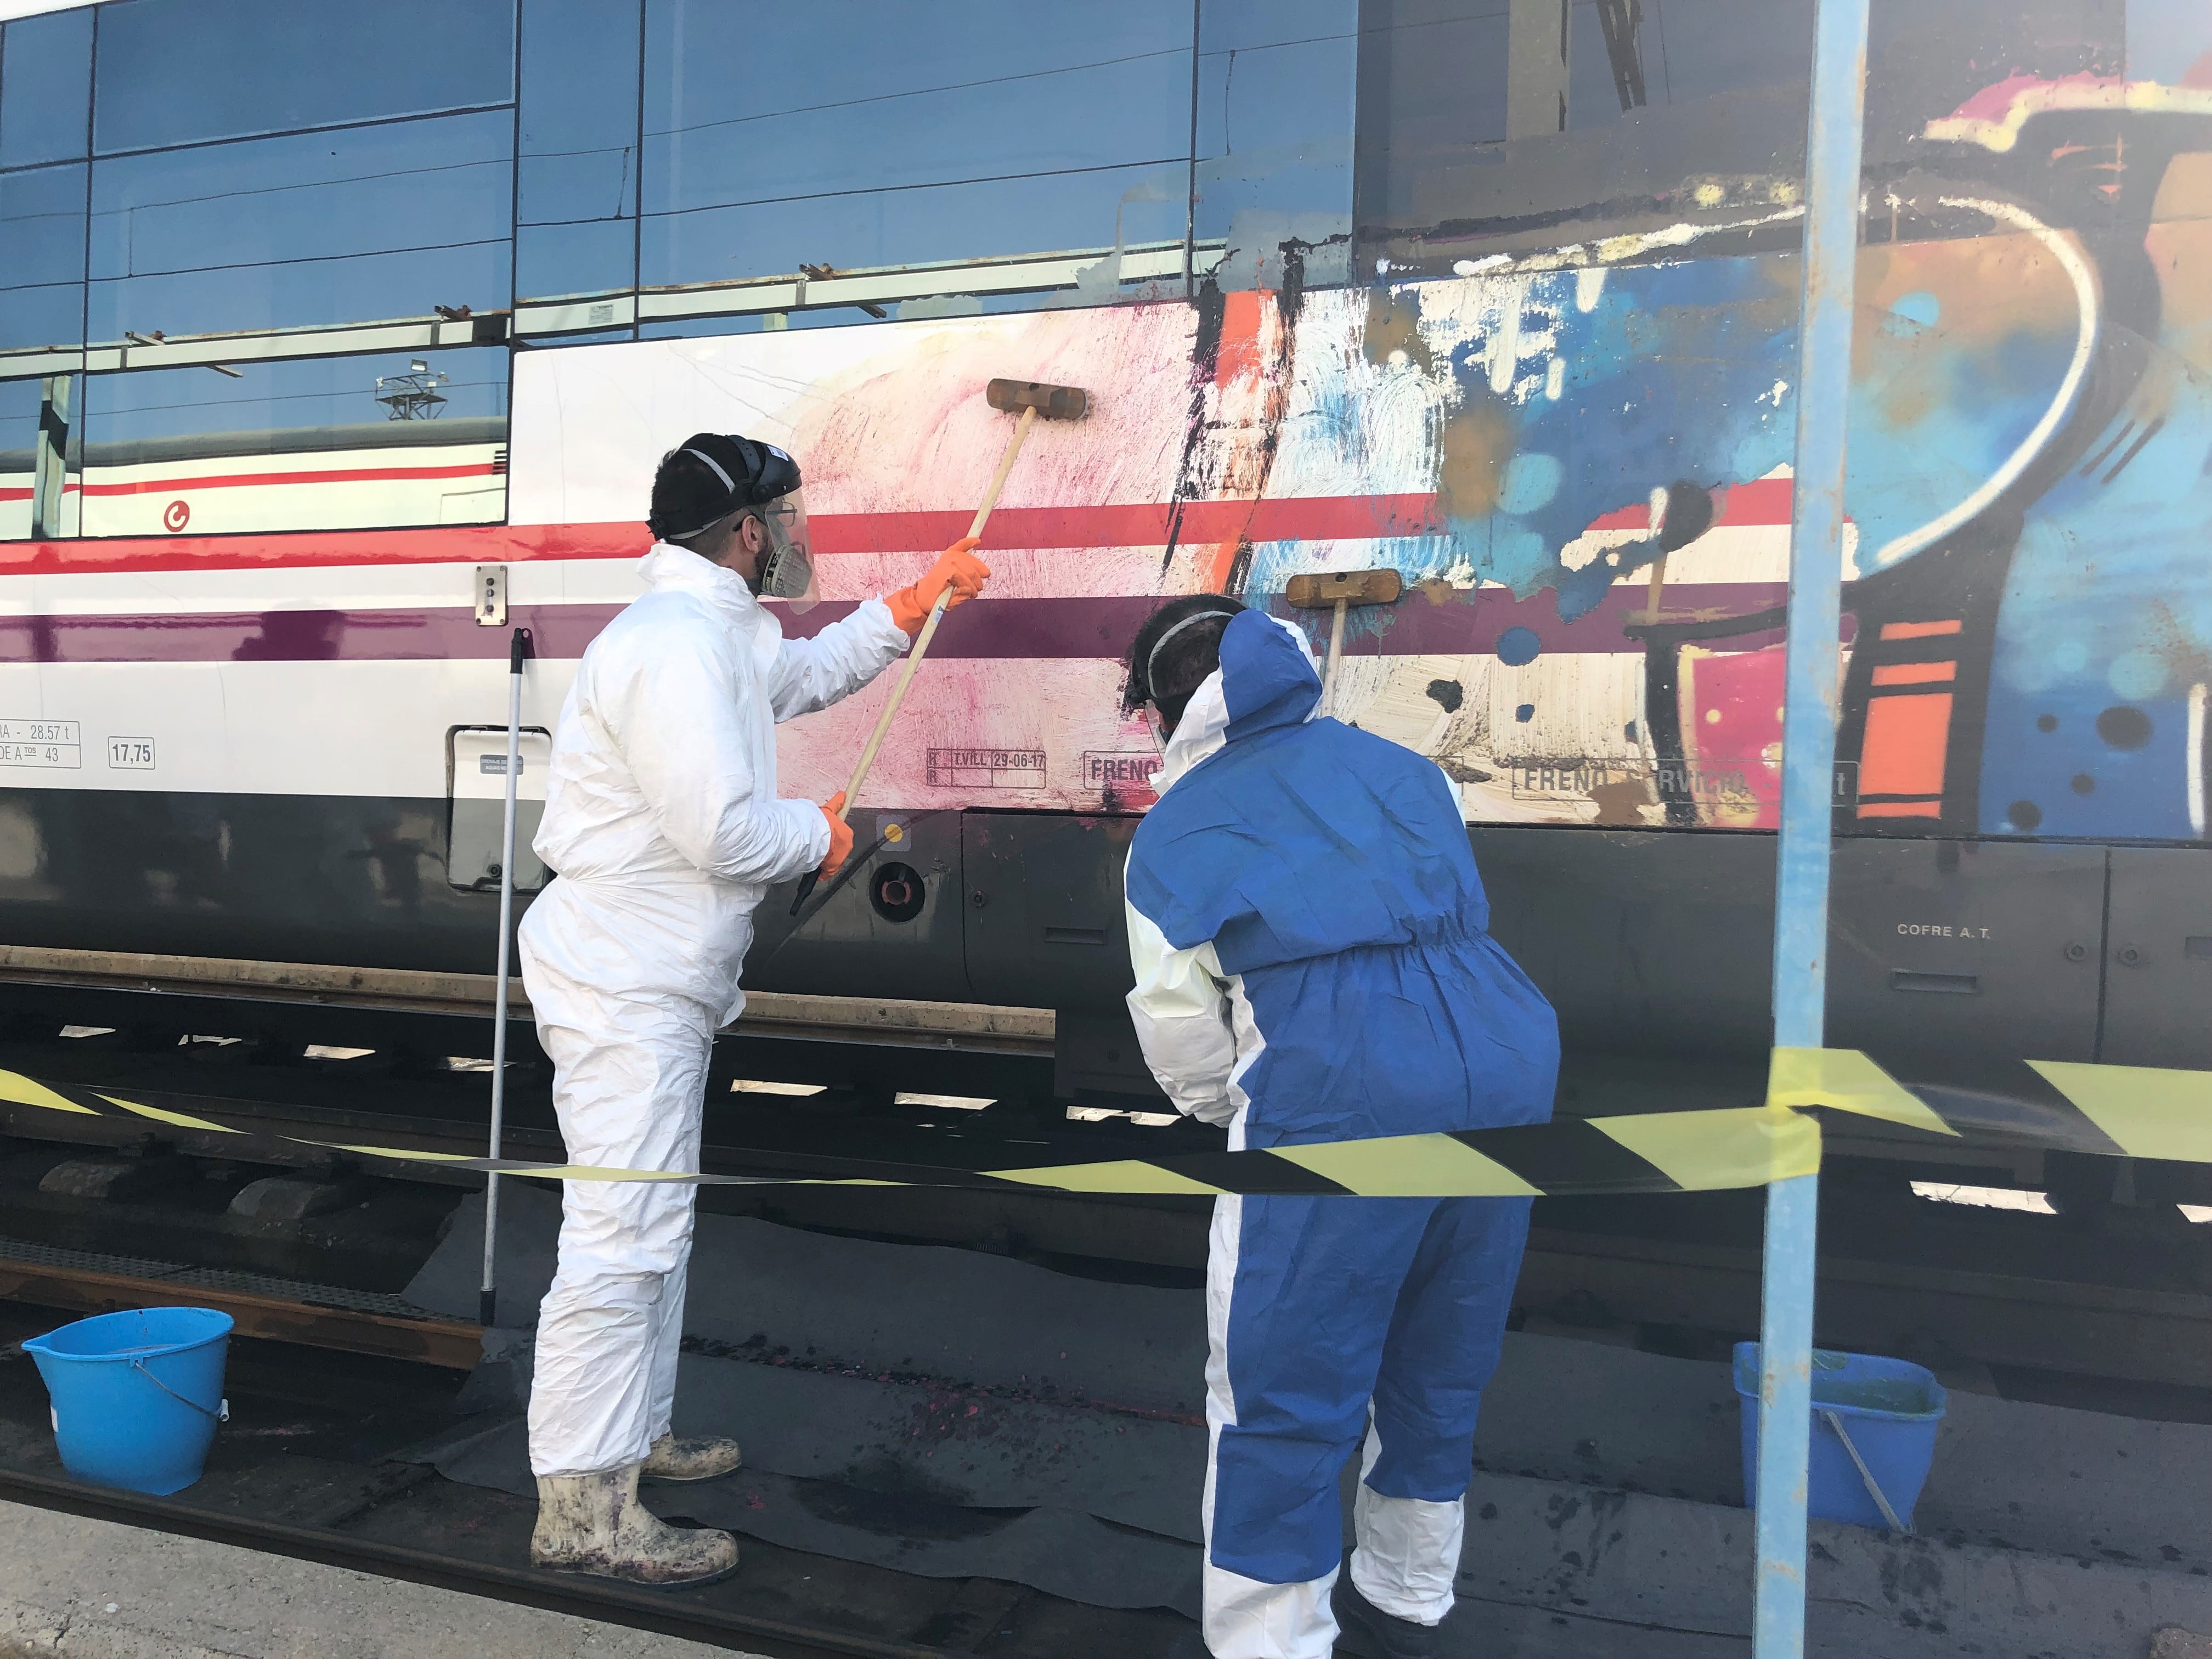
1322,597,1348,714
836,404,1037,817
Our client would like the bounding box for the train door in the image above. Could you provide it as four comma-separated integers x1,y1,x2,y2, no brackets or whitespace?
445,725,551,893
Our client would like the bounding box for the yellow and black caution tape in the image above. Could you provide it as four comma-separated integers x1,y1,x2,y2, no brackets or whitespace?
3,1049,2203,1200
1767,1047,2212,1164
0,1068,1812,1198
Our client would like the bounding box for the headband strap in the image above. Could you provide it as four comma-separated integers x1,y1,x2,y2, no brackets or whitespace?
1144,606,1237,698
682,446,738,496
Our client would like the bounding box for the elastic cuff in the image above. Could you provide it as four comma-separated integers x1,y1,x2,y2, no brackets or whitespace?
874,590,926,642
787,798,832,878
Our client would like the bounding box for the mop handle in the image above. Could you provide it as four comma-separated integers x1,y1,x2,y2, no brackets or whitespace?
836,403,1035,814
481,625,531,1329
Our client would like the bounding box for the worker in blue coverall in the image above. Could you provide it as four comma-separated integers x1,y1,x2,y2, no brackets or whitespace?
1120,597,1560,1659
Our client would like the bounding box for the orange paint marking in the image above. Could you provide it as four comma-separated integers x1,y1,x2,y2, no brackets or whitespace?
1870,661,1957,686
1859,693,1954,799
1857,800,1944,819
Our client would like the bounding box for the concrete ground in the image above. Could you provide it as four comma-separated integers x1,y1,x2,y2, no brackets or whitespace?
0,1499,749,1659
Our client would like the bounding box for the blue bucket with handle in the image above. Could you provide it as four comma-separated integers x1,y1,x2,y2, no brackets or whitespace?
1733,1342,1946,1531
22,1307,232,1494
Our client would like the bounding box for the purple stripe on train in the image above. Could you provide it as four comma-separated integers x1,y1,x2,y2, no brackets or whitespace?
0,585,1797,665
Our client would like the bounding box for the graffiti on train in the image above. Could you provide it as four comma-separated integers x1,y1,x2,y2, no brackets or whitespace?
506,77,2212,843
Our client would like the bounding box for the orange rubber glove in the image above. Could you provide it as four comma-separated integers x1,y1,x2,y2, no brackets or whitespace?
886,537,990,637
816,791,853,881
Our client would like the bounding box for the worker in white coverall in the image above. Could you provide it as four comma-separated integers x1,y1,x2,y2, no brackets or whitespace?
518,432,989,1586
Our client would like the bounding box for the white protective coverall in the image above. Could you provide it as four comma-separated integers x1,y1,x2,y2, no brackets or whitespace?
519,541,909,1477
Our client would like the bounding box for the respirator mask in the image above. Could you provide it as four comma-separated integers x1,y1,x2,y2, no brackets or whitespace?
751,489,817,613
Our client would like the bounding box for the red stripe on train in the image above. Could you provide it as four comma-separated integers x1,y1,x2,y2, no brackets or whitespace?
77,461,505,497
0,461,498,504
1582,476,1800,534
0,494,1448,575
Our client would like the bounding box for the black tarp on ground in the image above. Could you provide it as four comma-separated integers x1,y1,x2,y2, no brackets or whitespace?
410,1185,2212,1625
419,1412,1204,1616
409,1187,1206,1414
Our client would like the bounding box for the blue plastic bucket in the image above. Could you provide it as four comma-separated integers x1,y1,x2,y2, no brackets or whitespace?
22,1307,232,1494
1733,1342,1946,1531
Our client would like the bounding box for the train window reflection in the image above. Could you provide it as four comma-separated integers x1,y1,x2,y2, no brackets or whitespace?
78,347,508,538
0,6,93,170
1195,0,1359,292
1355,0,2132,275
640,0,1192,299
88,111,514,345
517,0,641,307
0,162,87,352
0,378,44,541
92,0,514,155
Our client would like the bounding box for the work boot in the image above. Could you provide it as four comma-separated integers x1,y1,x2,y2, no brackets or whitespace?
642,1431,743,1482
529,1462,739,1587
1330,1572,1442,1658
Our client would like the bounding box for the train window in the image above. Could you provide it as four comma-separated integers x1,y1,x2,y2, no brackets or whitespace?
77,346,508,539
0,6,92,170
0,378,44,541
1354,0,2128,274
516,0,641,314
0,162,87,352
639,0,1194,310
92,0,515,155
1195,0,1359,292
88,111,514,345
1859,3,2123,157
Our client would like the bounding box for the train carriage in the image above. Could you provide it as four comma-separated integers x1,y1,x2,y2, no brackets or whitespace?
0,0,2208,1160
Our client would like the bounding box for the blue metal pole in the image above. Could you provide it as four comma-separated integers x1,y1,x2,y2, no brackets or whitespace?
1756,0,1869,1654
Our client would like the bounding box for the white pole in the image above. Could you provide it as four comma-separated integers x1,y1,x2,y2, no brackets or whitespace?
480,627,530,1328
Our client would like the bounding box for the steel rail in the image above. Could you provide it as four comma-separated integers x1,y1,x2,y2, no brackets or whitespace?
0,1249,481,1369
0,1466,950,1659
0,946,1057,1058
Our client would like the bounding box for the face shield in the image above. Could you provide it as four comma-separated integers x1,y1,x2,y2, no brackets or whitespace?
752,489,817,613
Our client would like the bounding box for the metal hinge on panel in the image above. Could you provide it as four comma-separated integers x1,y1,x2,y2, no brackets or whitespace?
475,565,507,627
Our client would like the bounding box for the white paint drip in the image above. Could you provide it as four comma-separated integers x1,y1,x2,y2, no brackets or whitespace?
1574,268,1607,313
1545,357,1566,400
1464,206,1804,278
1871,196,2098,569
1487,289,1523,396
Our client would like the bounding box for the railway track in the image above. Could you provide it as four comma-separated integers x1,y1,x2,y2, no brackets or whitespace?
2,1031,2205,1659
0,986,2205,1390
3,1074,2207,1389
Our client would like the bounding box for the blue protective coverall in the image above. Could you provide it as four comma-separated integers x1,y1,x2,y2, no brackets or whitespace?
1123,611,1560,1659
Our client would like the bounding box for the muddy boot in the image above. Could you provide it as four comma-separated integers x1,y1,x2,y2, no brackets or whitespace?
1330,1572,1441,1658
529,1462,738,1587
642,1431,743,1483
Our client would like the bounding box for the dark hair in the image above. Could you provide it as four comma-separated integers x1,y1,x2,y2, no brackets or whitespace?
1125,595,1244,735
648,448,736,543
647,432,804,543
